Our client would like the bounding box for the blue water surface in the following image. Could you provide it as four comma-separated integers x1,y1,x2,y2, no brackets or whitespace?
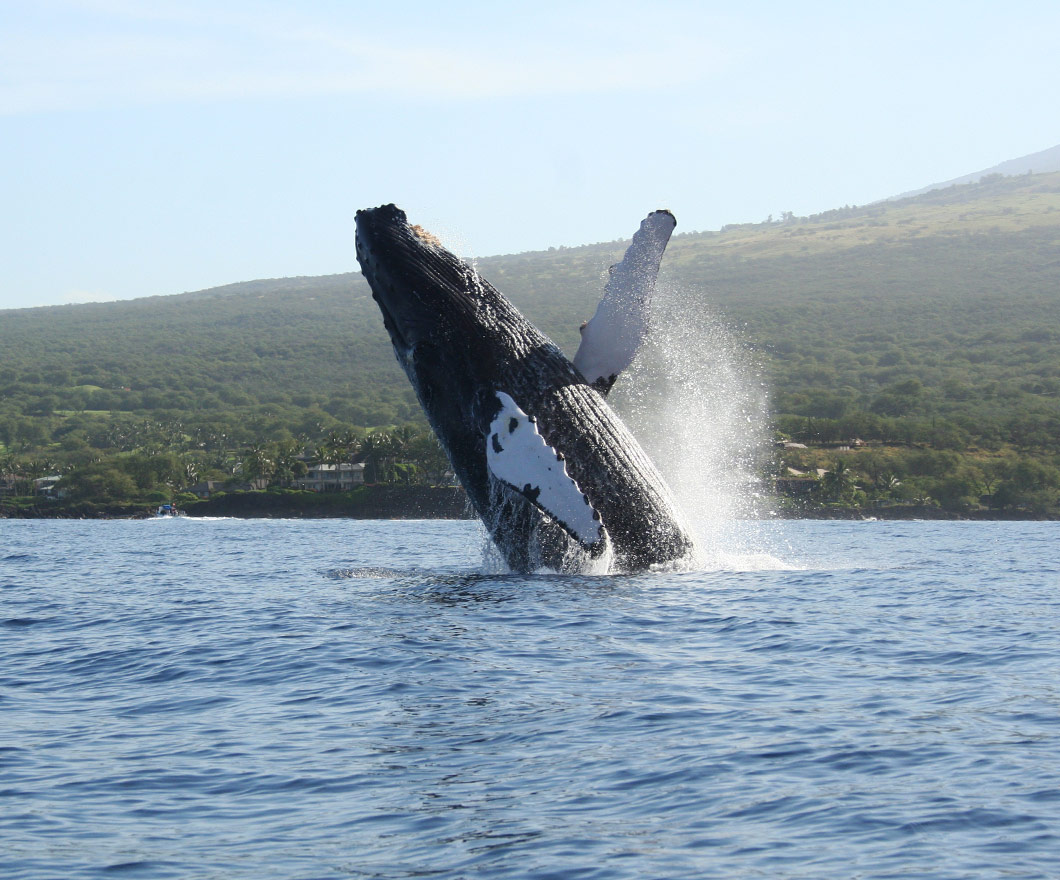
2,518,1059,879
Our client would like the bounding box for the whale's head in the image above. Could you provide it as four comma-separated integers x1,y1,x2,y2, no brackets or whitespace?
355,204,549,483
357,205,479,410
355,204,457,361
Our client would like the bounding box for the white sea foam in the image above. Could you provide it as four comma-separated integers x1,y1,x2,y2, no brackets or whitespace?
610,280,777,571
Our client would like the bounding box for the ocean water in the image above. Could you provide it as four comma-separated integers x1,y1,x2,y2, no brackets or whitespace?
2,518,1059,879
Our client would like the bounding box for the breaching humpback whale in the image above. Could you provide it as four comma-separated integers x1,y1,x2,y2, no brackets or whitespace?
355,204,693,573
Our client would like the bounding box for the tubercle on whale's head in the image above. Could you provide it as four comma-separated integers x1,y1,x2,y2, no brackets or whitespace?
354,204,448,269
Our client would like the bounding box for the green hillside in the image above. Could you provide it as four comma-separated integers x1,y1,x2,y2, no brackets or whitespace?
3,171,1060,514
665,173,1060,445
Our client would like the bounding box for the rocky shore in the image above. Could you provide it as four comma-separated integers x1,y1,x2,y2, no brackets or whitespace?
3,488,1053,521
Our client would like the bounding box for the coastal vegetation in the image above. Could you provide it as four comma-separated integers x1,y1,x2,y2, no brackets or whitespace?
3,171,1060,518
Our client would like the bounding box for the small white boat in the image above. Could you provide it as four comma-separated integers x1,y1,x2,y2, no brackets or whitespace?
155,504,186,517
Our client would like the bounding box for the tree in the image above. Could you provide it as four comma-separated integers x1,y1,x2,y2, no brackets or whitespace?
929,473,978,511
359,430,409,484
313,430,360,467
270,439,306,487
404,432,451,486
819,458,856,503
122,452,183,492
240,444,275,482
58,464,137,502
990,459,1060,512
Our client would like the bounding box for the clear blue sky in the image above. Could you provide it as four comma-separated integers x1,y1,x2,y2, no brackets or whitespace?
3,0,1059,310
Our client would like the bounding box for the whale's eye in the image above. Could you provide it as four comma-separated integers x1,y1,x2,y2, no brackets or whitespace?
508,417,519,433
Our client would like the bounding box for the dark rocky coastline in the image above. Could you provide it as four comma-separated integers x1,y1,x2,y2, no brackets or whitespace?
2,487,1053,521
1,486,473,520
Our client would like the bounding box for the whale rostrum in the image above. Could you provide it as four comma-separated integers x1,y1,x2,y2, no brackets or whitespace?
354,204,694,573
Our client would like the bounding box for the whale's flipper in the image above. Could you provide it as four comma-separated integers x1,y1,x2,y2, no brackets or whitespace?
486,391,605,553
573,209,676,394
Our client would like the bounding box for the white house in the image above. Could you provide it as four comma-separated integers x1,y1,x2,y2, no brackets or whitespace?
294,463,365,492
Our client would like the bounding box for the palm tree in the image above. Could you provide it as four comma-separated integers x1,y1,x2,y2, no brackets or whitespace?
270,440,304,488
820,458,856,502
874,472,902,500
311,430,360,468
404,432,450,486
11,457,55,496
182,458,200,487
240,444,275,483
359,431,400,483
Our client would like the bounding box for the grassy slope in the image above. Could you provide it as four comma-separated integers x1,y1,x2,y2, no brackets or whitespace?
2,172,1059,437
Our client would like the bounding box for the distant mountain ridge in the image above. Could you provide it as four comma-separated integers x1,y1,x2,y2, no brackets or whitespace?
893,143,1060,200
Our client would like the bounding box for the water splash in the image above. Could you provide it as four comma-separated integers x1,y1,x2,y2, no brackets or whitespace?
478,480,616,575
609,281,777,570
458,249,781,575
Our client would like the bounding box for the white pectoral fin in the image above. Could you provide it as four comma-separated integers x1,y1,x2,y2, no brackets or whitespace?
573,209,676,392
486,392,604,551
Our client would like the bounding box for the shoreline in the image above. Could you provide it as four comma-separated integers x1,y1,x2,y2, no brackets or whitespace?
2,487,1055,522
0,486,473,521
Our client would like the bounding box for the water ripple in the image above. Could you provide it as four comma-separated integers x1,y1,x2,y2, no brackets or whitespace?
1,519,1059,879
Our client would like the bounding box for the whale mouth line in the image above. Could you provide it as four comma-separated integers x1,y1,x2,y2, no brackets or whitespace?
369,284,411,356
